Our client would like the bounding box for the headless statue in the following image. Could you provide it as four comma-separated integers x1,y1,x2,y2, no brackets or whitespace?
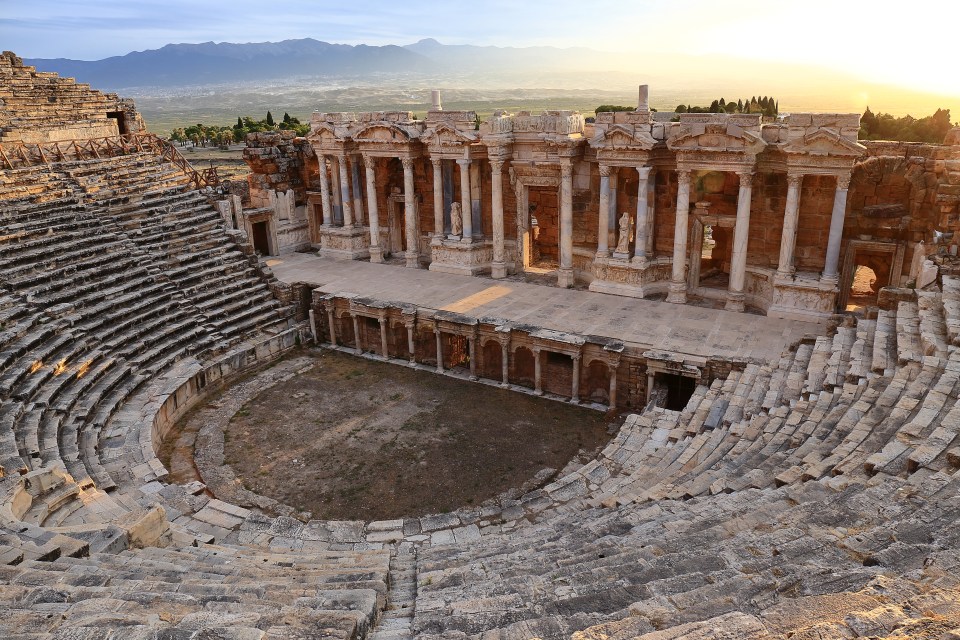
450,202,463,237
615,212,631,255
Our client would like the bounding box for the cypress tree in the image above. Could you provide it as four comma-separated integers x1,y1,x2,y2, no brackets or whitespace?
266,111,274,126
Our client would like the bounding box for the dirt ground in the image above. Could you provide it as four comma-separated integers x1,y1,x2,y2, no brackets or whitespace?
213,350,615,521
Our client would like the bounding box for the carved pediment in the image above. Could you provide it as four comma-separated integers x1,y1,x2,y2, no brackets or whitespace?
782,128,866,157
421,122,477,147
352,122,418,144
590,124,656,151
306,123,344,144
667,123,766,155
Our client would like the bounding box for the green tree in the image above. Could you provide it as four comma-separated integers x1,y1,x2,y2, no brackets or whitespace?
675,104,688,113
266,111,275,127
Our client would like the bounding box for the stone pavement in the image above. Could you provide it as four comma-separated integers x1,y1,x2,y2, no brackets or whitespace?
268,253,827,363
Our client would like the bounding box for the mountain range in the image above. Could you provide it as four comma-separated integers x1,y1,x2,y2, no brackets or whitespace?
24,38,609,90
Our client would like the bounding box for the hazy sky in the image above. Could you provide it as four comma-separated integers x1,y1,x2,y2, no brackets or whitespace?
2,0,956,97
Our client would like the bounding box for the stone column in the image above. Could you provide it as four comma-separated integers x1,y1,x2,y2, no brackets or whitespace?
633,166,652,262
404,316,417,366
363,154,382,263
666,169,692,304
325,304,337,345
431,158,444,244
351,154,364,225
350,313,362,354
558,160,575,288
330,155,343,225
533,347,543,395
608,168,619,240
821,174,851,284
434,328,444,373
309,309,318,343
609,359,619,410
318,155,333,227
645,170,656,257
597,164,611,257
646,371,655,405
726,171,754,312
378,312,389,359
468,336,478,380
571,354,581,404
491,159,507,278
500,341,509,387
402,158,420,268
456,158,473,241
777,173,803,277
338,154,354,227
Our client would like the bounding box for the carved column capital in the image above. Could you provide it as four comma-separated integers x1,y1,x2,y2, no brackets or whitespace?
676,169,692,184
362,153,375,169
456,158,471,168
430,157,442,168
837,174,851,190
401,157,415,171
599,164,611,178
636,166,651,179
737,171,754,188
786,172,803,189
490,159,504,174
560,161,573,179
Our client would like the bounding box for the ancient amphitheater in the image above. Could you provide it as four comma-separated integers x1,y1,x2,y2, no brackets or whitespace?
3,49,960,639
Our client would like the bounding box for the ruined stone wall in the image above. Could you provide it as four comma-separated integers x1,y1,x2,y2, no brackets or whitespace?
243,131,315,208
0,51,146,144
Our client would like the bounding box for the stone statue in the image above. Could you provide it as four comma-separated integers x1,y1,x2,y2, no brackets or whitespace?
449,202,463,237
615,212,631,255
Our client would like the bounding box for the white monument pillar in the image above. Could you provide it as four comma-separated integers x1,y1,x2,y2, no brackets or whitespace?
821,174,851,284
363,154,382,263
558,160,575,288
666,169,692,304
597,164,611,257
637,84,649,112
338,154,353,227
402,157,419,268
318,155,332,227
726,171,754,312
431,158,444,244
456,158,473,242
777,173,803,277
431,89,442,111
491,159,507,278
633,166,652,262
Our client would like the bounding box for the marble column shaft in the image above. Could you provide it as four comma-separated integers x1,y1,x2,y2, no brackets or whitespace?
318,155,332,226
822,175,851,283
434,329,443,373
558,161,574,287
491,159,507,278
534,348,543,395
378,315,389,359
402,158,419,268
500,342,509,387
777,173,803,276
431,158,444,241
666,169,692,303
456,158,473,240
571,355,581,403
634,166,651,260
363,155,382,262
597,165,611,256
338,155,353,226
727,171,754,310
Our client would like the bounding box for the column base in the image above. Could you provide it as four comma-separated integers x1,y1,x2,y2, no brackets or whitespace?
569,397,580,405
533,389,544,396
612,251,631,261
491,261,507,279
499,381,509,389
725,291,745,312
369,246,384,263
557,268,575,288
595,249,611,259
820,273,839,286
665,281,687,304
631,255,648,267
405,251,421,269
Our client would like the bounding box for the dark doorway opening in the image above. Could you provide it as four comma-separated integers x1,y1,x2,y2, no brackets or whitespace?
252,221,271,255
656,372,697,411
106,111,127,136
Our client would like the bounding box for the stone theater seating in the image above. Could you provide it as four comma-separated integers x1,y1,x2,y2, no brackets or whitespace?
3,50,960,638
